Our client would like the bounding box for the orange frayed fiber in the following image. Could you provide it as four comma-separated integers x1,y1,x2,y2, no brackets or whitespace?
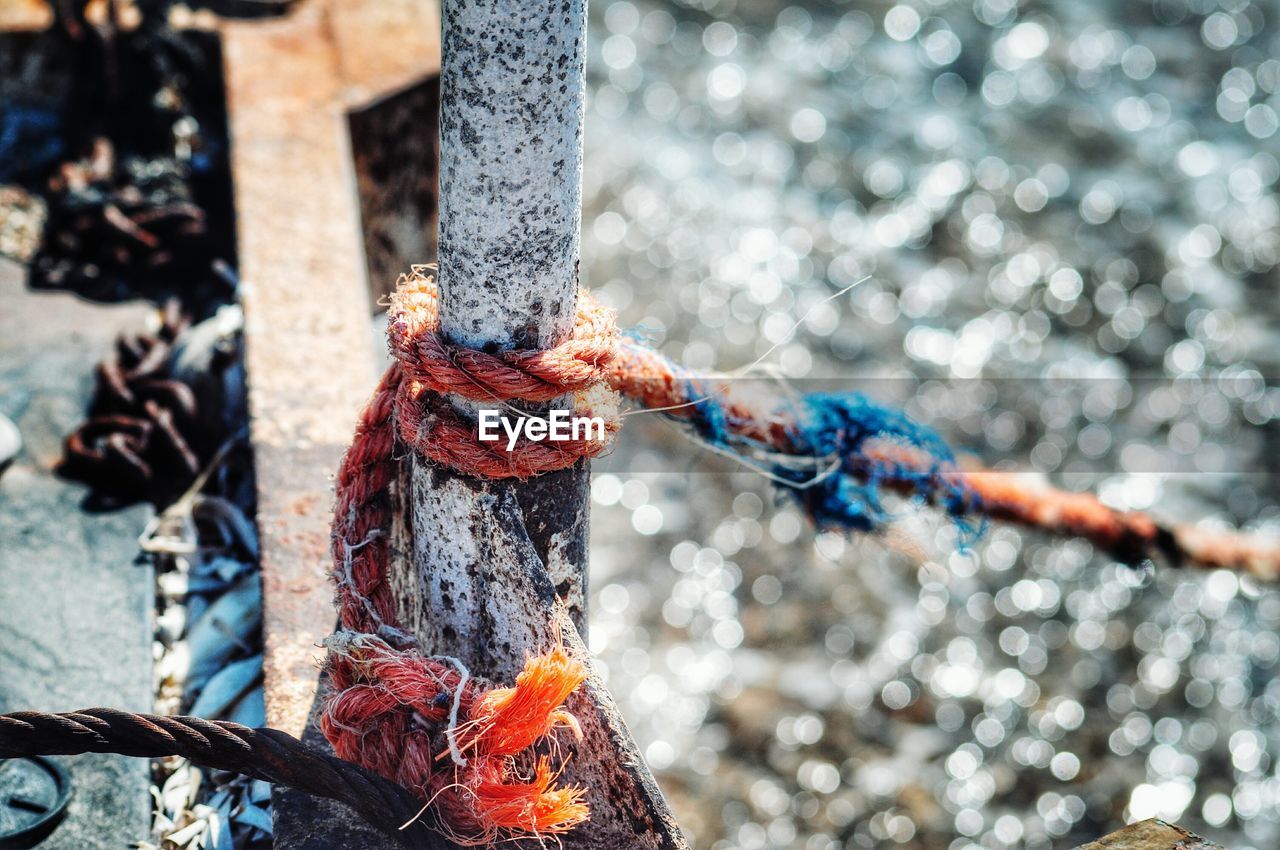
322,632,591,842
471,756,590,835
467,646,588,758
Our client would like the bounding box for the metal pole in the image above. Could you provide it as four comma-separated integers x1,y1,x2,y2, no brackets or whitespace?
435,0,585,353
399,0,591,671
394,1,687,846
440,0,593,640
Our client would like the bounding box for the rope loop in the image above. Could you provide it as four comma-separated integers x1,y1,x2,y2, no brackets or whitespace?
390,268,620,403
324,270,607,844
387,268,621,478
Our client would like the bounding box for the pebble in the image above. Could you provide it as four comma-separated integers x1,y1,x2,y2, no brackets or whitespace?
0,186,47,262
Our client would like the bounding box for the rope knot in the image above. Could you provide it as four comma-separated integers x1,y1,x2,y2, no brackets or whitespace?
387,267,622,479
322,270,610,843
322,633,591,842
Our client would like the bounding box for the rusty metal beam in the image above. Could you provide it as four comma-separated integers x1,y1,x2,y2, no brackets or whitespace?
220,1,439,846
224,0,439,745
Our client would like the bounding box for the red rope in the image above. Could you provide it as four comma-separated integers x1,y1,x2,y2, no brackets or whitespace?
388,271,621,480
389,272,618,404
324,271,616,843
604,339,1280,578
324,269,1280,843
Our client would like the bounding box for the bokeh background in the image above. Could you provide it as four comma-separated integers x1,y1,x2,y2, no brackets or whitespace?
574,1,1280,848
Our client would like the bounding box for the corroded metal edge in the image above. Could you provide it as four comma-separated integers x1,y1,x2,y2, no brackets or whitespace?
220,1,439,845
222,0,439,749
1074,819,1224,850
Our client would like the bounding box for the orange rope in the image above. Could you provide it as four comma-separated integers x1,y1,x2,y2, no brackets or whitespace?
323,268,1279,842
605,340,1280,579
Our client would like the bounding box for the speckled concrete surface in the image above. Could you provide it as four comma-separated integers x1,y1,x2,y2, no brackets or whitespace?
0,258,153,848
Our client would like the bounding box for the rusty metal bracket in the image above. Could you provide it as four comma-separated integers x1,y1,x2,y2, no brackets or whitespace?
218,1,439,846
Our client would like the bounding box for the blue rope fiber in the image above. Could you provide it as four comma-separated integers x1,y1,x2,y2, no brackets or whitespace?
621,332,979,539
683,377,733,445
784,392,979,540
678,376,979,541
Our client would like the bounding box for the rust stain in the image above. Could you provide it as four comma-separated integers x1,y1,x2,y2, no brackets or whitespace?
218,0,440,743
289,492,323,516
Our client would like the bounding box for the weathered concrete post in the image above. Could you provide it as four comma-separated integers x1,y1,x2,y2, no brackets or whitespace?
398,0,593,647
391,1,688,847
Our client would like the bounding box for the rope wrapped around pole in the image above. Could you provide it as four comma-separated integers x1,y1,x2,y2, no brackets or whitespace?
320,267,1280,846
5,269,1276,847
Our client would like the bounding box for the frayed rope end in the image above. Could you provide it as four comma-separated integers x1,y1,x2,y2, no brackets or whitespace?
677,379,982,543
322,635,592,842
470,645,589,757
471,755,590,835
784,391,982,543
